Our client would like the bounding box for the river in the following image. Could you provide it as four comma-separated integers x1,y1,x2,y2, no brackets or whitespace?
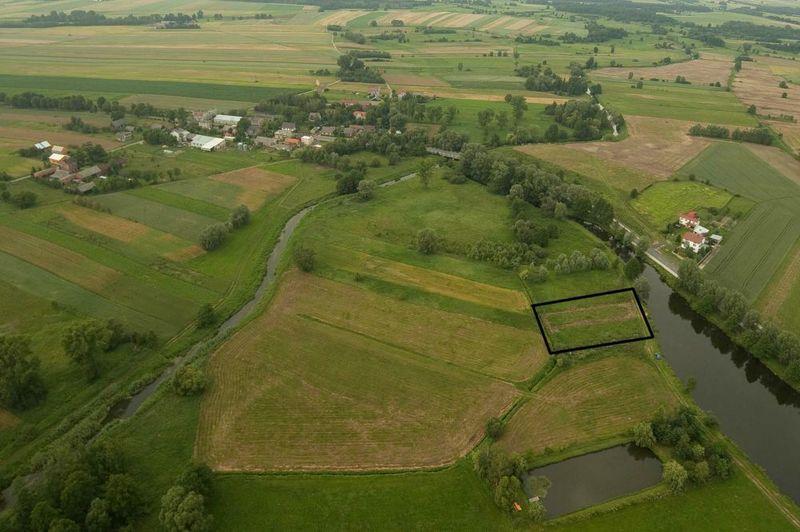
643,266,800,503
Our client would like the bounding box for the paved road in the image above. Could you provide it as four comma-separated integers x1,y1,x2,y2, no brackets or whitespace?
615,219,680,277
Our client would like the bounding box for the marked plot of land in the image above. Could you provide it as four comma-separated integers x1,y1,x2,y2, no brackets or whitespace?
196,272,524,472
533,289,652,354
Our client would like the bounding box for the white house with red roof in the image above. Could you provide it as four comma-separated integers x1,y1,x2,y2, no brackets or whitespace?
679,211,699,227
682,231,706,253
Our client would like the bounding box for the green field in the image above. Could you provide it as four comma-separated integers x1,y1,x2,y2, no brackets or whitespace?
537,291,650,352
632,181,733,230
676,143,800,302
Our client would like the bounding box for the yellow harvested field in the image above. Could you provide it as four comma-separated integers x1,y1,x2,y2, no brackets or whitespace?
162,245,205,262
379,11,448,26
383,72,448,88
498,355,678,455
197,271,520,471
744,144,800,187
767,120,800,156
210,166,297,210
518,115,710,187
325,247,530,313
595,53,732,86
733,60,799,121
118,94,253,111
0,225,121,291
505,18,536,31
440,14,487,28
313,10,368,27
480,15,514,31
60,204,149,243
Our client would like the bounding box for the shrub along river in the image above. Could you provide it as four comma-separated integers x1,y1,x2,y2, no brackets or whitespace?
527,265,800,517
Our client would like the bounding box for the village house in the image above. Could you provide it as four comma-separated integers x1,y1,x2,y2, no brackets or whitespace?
254,136,278,148
318,126,337,136
213,114,243,127
682,231,706,253
170,128,193,143
111,118,126,131
48,152,69,166
116,131,133,142
51,145,67,155
190,134,225,151
693,224,710,236
369,87,381,100
341,99,359,108
353,110,367,121
300,135,313,146
75,165,104,182
679,211,699,227
280,122,296,133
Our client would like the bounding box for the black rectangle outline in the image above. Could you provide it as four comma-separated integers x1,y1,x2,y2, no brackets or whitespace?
531,287,654,355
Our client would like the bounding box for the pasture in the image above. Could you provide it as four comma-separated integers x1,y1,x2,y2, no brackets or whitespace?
631,181,733,230
535,290,650,353
498,354,678,456
676,142,800,303
594,53,733,86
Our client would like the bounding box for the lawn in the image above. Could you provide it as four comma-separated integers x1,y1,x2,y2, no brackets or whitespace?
631,181,732,230
676,142,800,301
498,353,678,456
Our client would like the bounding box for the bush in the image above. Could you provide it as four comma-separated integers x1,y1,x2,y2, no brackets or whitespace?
294,246,316,272
357,179,375,201
172,366,206,396
195,304,215,328
633,421,655,448
663,460,688,493
9,190,37,209
416,228,439,255
228,204,250,229
486,417,504,439
198,223,229,251
624,257,644,279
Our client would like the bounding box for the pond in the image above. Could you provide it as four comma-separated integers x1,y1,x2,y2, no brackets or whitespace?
643,266,800,503
525,445,662,518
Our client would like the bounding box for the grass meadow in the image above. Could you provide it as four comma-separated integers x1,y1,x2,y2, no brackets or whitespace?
631,181,733,230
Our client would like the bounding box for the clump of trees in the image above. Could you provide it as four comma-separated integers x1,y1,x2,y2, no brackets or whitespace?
1,188,37,209
159,464,214,532
5,443,144,531
198,205,251,251
62,319,157,380
544,100,623,141
516,62,589,96
0,335,46,410
336,52,384,83
678,261,800,383
143,128,177,147
294,246,316,272
473,446,547,522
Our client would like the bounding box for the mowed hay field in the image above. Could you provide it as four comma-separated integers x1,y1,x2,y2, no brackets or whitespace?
537,291,650,352
677,143,800,302
594,53,733,86
497,354,678,455
196,271,523,472
517,115,710,190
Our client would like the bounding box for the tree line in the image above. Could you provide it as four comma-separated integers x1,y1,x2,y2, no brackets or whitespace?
678,260,800,384
688,124,774,145
8,10,200,28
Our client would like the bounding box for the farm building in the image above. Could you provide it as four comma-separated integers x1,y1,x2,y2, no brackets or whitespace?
679,211,699,227
190,135,225,151
48,153,69,166
682,231,706,253
170,129,193,143
116,131,133,142
301,135,313,146
254,136,278,148
51,145,67,155
34,140,51,151
694,224,710,236
280,122,296,133
213,114,243,127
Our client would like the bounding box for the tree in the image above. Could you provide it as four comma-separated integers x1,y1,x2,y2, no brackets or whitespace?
178,464,214,498
48,519,81,532
104,473,143,526
336,172,360,195
554,201,567,220
228,205,250,229
416,158,436,188
356,179,375,201
477,109,495,132
30,501,60,532
195,304,215,329
62,320,113,380
10,190,37,209
294,246,315,272
172,366,206,396
85,498,112,532
486,417,504,439
416,228,439,255
504,94,527,123
198,223,229,251
60,470,98,522
526,500,546,522
494,475,522,511
663,460,688,493
159,486,212,532
496,110,509,129
633,275,651,302
633,421,655,448
0,335,46,409
624,257,643,280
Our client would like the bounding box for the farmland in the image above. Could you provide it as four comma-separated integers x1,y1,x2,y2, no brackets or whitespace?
676,143,800,304
1,0,800,529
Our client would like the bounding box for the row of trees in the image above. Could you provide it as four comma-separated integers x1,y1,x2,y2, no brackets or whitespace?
336,53,384,83
516,62,589,96
62,319,157,381
688,124,773,145
678,261,800,382
198,205,251,251
544,100,622,141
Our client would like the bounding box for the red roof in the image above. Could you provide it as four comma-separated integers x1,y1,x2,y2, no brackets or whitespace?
680,211,698,221
682,231,705,244
286,138,300,145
